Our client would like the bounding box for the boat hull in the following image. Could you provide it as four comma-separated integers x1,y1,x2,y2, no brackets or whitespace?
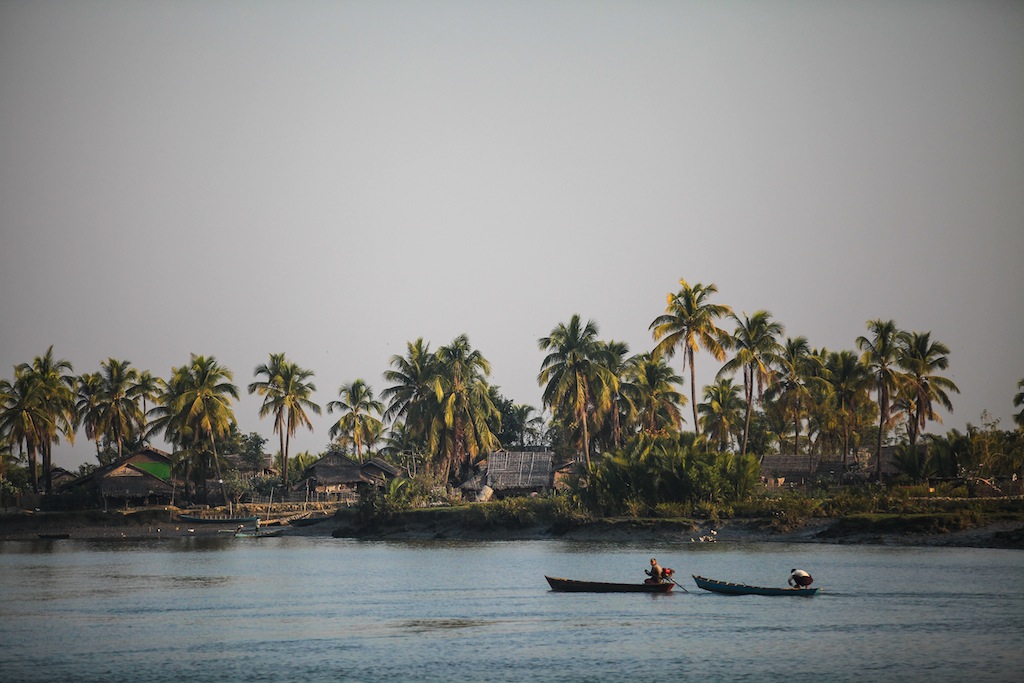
180,514,259,524
692,574,819,596
545,576,674,593
234,529,282,538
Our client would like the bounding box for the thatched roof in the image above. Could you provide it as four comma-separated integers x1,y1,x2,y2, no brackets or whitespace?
98,463,175,498
303,452,366,485
485,451,554,490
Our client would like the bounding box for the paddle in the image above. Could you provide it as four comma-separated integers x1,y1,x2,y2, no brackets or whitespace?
669,577,689,593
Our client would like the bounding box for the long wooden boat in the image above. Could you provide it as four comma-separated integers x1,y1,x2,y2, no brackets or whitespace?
545,576,674,593
692,574,819,596
37,533,70,539
179,514,259,524
234,528,283,538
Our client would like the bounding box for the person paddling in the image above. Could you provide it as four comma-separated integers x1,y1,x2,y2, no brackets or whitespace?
645,558,664,584
789,568,813,588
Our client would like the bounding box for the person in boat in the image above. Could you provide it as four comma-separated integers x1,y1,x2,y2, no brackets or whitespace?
645,558,665,584
789,568,813,588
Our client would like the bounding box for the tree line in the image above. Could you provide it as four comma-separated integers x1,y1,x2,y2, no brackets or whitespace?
3,277,1023,500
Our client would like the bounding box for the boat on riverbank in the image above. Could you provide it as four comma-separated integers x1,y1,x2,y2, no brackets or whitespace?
545,576,674,593
692,574,819,596
234,528,283,538
179,514,259,525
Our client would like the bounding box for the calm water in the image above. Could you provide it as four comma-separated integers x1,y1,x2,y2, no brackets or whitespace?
1,537,1021,682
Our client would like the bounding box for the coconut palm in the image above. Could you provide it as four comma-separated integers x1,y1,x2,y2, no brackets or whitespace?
763,337,823,456
538,315,617,468
327,379,384,461
0,373,50,492
823,349,872,465
381,338,438,442
857,320,905,480
95,359,144,459
248,354,321,486
17,347,76,492
429,335,500,483
134,369,160,429
509,403,544,447
896,331,959,448
600,339,636,449
650,279,731,436
698,378,745,452
75,372,105,459
1015,379,1024,430
157,355,239,501
718,311,784,456
624,353,685,437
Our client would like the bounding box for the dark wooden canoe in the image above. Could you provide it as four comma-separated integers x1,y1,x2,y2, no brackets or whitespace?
692,574,819,597
37,533,70,539
179,514,259,524
545,576,674,593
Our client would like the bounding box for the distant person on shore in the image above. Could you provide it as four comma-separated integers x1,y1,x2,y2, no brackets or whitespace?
645,558,663,584
789,568,813,588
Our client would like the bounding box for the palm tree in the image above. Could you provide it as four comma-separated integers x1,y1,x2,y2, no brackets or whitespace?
429,334,500,483
896,331,959,449
698,378,745,452
538,315,617,468
823,349,872,465
158,355,239,501
1015,379,1024,430
381,338,438,443
857,320,905,480
134,369,160,431
600,339,635,449
0,373,50,492
75,372,104,459
650,279,731,436
96,359,143,459
625,353,685,437
248,354,321,487
763,336,822,456
509,404,544,447
718,311,784,456
327,379,384,461
17,347,76,493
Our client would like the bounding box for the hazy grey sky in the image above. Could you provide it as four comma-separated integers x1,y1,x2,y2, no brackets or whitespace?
2,0,1022,470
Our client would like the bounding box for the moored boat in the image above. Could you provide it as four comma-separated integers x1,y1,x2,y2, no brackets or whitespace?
545,576,674,593
692,574,819,596
234,528,283,538
179,514,259,524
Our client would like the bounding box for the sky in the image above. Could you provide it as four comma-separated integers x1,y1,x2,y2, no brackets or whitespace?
1,0,1022,471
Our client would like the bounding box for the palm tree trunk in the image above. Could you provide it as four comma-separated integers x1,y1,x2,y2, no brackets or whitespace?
689,351,700,436
279,431,287,488
741,366,753,456
42,441,52,494
875,399,885,482
209,436,228,504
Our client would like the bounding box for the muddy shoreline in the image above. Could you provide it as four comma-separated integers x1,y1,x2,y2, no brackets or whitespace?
3,509,1022,549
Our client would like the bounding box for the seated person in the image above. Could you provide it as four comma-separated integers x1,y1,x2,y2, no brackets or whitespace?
789,568,813,588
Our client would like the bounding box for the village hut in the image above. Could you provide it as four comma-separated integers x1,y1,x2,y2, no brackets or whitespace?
461,451,557,500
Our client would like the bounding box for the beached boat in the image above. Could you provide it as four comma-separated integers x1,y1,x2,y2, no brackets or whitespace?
545,576,675,593
289,514,333,527
37,533,70,539
692,574,819,596
179,514,259,524
234,528,283,538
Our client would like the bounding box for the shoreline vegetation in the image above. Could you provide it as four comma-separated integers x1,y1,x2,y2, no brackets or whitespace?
3,499,1022,549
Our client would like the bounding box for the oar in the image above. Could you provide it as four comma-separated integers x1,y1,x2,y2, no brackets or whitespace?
668,576,689,593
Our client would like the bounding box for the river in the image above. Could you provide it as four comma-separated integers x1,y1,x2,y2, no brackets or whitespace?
1,537,1021,682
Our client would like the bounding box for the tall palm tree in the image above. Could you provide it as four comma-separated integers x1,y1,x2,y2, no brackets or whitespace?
650,279,731,436
96,358,143,459
538,315,617,468
1014,379,1024,430
763,336,823,456
381,338,438,442
857,320,905,480
75,372,105,459
624,353,685,437
896,331,959,449
0,373,50,492
698,378,745,452
509,404,544,447
327,379,384,461
134,370,160,432
823,349,872,465
248,354,320,487
718,311,784,456
18,347,76,493
158,355,239,501
429,335,500,483
600,339,635,449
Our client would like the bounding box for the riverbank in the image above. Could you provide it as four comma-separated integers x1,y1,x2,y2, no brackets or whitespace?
2,507,1023,548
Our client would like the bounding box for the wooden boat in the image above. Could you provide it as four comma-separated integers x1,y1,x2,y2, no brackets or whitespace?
289,514,332,527
179,514,259,524
234,528,283,538
692,574,819,596
37,533,70,539
545,576,674,593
